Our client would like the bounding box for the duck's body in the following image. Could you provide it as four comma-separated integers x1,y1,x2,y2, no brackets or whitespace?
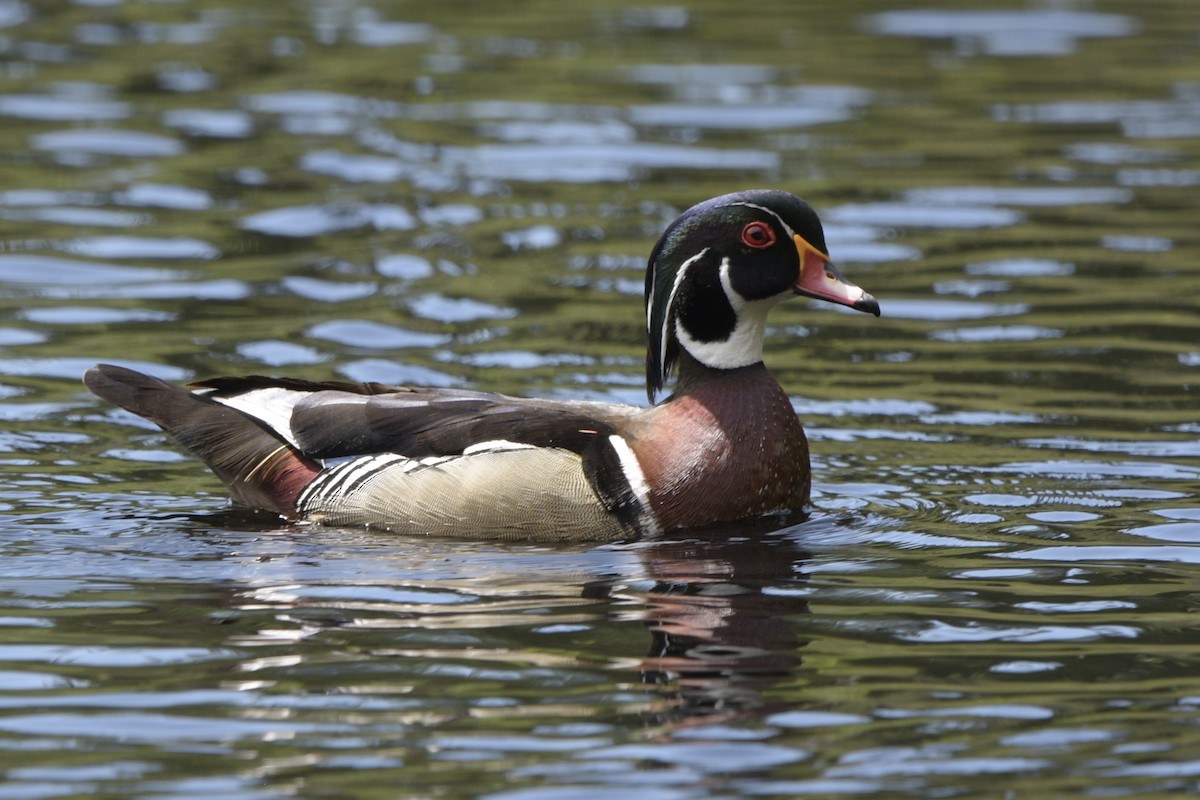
85,190,878,540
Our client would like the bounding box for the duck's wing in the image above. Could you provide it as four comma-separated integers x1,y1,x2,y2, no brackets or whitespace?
193,375,639,460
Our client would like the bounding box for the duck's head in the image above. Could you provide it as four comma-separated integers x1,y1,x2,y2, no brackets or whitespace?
645,189,879,402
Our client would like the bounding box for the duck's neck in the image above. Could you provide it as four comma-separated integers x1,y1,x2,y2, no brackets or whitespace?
668,350,766,399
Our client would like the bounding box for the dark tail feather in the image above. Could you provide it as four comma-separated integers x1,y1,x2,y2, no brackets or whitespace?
84,364,321,517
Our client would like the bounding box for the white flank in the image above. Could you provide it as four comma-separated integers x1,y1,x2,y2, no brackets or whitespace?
675,257,789,370
607,434,659,534
207,387,315,448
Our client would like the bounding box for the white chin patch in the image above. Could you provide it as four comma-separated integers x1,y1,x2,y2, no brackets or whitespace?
676,259,788,370
676,310,768,369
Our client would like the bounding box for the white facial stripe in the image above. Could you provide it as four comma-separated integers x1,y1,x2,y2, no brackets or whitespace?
655,247,709,374
719,201,797,239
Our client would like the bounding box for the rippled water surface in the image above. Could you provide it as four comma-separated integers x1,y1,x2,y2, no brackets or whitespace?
2,0,1200,797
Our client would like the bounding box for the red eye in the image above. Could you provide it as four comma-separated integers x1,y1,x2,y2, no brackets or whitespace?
741,221,776,249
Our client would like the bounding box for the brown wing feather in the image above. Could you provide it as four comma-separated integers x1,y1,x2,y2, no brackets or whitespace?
288,391,636,459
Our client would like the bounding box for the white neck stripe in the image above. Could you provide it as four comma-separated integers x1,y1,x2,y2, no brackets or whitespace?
607,434,659,534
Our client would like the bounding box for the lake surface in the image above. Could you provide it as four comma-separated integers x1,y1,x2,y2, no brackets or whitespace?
2,0,1199,797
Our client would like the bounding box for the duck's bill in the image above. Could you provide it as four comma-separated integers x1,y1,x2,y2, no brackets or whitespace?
792,234,881,317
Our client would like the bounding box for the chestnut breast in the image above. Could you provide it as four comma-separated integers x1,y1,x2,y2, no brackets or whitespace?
630,366,810,531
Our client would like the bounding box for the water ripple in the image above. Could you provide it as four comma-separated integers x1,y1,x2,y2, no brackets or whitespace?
281,276,377,302
0,357,181,381
349,18,436,47
0,711,343,742
1126,522,1200,544
30,128,184,158
1022,438,1200,458
376,254,434,280
0,206,149,228
242,90,396,117
624,63,777,86
877,704,1054,721
0,255,182,285
481,119,635,144
236,340,327,367
307,320,450,349
829,751,1049,778
21,306,175,325
114,183,212,210
930,325,1062,343
60,279,249,301
875,299,1028,321
0,1,30,28
0,328,45,346
408,294,518,323
0,644,230,667
991,460,1200,481
900,621,1139,643
162,108,254,139
336,359,460,387
440,142,779,182
500,224,561,250
995,83,1200,139
585,742,807,772
0,93,130,122
58,236,219,260
240,204,417,237
965,258,1074,277
300,149,410,183
825,202,1023,229
906,186,1131,206
629,103,853,130
999,545,1200,565
868,9,1137,57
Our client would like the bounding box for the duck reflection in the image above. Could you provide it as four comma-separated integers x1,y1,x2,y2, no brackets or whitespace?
603,516,811,725
205,508,812,728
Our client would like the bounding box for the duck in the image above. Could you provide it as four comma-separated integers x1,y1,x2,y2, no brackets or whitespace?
84,189,879,541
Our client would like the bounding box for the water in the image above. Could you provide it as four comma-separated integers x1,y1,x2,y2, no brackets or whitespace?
2,0,1199,796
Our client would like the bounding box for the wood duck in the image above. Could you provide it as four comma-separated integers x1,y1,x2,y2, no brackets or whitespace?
84,190,879,540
